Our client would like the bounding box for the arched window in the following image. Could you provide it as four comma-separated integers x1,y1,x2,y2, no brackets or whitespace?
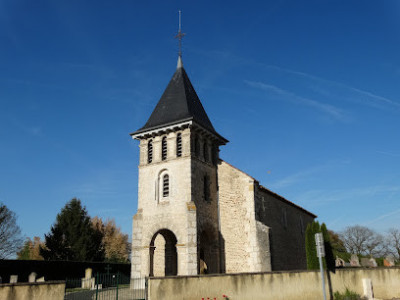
176,133,182,157
281,208,287,229
203,175,209,202
162,136,167,161
163,174,169,197
299,216,304,236
203,142,208,162
148,140,153,163
195,135,200,157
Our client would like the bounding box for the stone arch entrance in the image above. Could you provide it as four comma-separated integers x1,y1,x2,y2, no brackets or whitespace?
198,227,219,274
149,229,178,277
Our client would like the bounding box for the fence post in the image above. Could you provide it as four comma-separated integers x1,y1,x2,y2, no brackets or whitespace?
64,277,68,298
95,272,99,300
116,272,119,300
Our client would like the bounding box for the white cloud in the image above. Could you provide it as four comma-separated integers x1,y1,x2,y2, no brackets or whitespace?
297,185,400,206
268,159,351,190
245,80,348,121
260,64,400,111
363,208,400,226
375,150,400,157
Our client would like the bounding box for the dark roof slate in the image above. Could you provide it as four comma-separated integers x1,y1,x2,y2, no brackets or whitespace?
132,62,220,137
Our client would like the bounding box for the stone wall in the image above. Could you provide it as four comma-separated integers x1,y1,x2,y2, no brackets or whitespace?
218,161,261,273
218,161,316,273
255,184,315,270
153,234,166,276
0,281,65,300
191,132,221,274
132,127,223,278
148,267,400,300
132,128,197,277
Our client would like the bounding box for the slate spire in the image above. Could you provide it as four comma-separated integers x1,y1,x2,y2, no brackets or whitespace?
131,57,226,143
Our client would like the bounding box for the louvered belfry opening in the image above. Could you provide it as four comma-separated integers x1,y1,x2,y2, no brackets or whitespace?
176,133,182,157
162,136,167,160
163,174,169,197
148,140,153,163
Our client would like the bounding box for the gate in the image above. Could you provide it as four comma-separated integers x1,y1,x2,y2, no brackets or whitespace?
65,272,147,300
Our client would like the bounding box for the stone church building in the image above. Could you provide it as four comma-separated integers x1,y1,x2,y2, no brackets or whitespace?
130,56,316,278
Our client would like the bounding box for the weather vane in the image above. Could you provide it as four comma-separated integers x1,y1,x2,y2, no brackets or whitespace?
175,10,186,57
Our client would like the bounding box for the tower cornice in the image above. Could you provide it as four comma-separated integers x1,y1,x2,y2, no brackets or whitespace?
131,118,228,145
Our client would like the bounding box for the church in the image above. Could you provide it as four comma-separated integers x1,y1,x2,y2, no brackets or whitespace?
130,55,316,278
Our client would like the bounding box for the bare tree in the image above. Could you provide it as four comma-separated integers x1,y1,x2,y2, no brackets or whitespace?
386,228,400,262
365,232,386,257
0,203,23,259
340,225,384,257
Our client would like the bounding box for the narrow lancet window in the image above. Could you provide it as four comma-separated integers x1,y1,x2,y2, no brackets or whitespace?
162,136,167,161
163,174,169,197
203,175,209,202
195,135,200,157
148,140,153,163
281,208,287,228
212,144,218,165
299,216,304,235
176,133,182,157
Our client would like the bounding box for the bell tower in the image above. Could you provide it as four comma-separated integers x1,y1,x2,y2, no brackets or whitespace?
130,56,228,278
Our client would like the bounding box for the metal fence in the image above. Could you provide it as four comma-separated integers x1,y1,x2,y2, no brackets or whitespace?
65,273,147,300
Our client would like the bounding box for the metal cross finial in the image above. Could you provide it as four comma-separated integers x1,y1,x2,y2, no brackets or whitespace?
175,10,186,57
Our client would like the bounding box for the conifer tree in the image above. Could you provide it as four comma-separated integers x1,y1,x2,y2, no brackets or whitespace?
321,223,335,271
305,221,320,269
40,198,104,261
305,221,335,271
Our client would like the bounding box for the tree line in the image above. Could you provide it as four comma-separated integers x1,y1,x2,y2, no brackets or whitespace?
2,200,398,266
0,199,130,263
340,225,400,260
305,221,400,269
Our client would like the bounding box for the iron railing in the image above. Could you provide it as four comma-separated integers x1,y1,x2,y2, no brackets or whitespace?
65,272,147,300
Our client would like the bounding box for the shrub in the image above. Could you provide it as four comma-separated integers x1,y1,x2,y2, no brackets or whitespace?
333,288,364,300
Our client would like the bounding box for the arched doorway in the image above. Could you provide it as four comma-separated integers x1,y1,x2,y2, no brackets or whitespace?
149,229,177,277
198,228,219,274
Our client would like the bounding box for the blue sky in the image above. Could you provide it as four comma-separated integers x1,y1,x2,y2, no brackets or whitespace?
1,0,399,243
